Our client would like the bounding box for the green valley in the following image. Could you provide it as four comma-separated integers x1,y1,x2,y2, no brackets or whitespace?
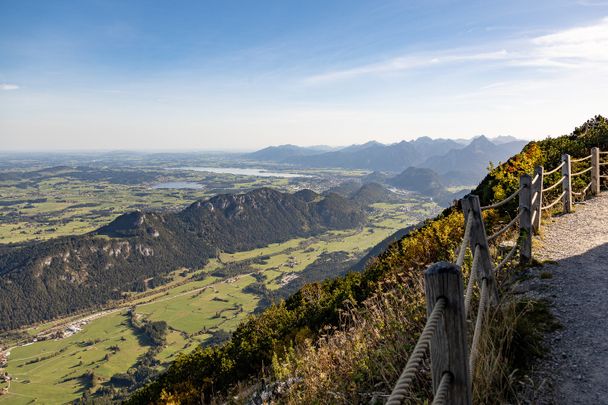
0,159,440,403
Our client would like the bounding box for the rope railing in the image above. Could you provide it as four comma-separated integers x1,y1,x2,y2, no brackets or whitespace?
572,166,592,177
387,297,447,404
432,373,453,405
481,185,523,211
494,242,518,273
582,181,593,195
464,245,481,317
530,208,537,225
469,277,489,376
543,176,565,192
531,190,539,206
544,161,565,175
571,154,592,162
542,191,566,210
572,181,592,197
390,147,605,404
532,173,540,185
487,210,523,242
456,212,473,267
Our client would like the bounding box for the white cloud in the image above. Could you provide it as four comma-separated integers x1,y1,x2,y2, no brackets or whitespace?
525,17,608,66
0,83,19,91
305,50,509,84
305,17,608,83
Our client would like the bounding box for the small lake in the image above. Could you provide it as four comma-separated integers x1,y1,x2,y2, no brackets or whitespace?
173,167,309,178
151,182,205,189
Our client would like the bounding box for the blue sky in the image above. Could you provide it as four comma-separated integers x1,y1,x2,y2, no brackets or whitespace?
1,0,608,150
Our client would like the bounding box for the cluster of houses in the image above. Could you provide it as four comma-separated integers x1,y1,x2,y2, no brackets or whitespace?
36,320,88,342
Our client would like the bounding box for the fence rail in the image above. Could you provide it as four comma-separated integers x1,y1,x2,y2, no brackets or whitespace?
388,146,607,404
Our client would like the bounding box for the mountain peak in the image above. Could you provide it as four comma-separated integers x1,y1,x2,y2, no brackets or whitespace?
413,136,433,143
469,135,495,148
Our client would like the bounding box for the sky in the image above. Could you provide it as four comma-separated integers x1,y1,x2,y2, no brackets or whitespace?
1,0,608,151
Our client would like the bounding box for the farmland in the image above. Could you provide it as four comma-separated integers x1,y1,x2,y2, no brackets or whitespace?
0,156,440,403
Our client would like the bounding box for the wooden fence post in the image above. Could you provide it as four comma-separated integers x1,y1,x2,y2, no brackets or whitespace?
461,194,499,303
519,174,532,264
591,147,600,196
532,166,543,234
425,262,472,405
562,154,572,213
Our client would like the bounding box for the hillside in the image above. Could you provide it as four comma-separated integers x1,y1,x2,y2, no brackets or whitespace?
324,182,403,205
350,182,404,205
387,166,462,205
129,116,608,405
0,188,365,330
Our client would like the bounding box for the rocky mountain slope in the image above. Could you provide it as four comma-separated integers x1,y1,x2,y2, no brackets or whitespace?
0,188,365,330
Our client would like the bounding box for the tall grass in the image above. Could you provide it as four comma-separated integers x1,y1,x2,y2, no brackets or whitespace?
272,276,431,404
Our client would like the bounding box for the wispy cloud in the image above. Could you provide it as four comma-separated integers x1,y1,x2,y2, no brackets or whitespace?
0,83,19,91
525,16,608,66
305,50,509,84
305,17,608,84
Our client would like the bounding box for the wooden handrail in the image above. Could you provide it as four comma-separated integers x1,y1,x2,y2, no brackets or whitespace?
390,147,605,404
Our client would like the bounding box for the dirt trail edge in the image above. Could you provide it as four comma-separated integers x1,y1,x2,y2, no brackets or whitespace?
516,193,608,404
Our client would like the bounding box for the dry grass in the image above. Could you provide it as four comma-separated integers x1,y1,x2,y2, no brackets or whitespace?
270,274,432,404
471,297,559,404
262,277,557,405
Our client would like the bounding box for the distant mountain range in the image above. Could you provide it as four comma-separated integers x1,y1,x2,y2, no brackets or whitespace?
244,135,526,185
245,144,340,161
246,138,462,172
0,188,366,331
419,135,526,185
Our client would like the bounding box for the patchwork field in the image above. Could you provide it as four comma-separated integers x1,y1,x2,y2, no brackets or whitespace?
0,164,359,244
0,200,438,403
0,159,441,403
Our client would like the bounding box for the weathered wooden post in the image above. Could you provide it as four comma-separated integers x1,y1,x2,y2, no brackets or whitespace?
591,147,600,196
425,262,472,405
562,154,572,213
461,194,499,303
532,166,543,234
519,174,532,264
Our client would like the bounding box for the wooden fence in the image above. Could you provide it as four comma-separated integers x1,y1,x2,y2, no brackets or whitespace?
387,147,607,405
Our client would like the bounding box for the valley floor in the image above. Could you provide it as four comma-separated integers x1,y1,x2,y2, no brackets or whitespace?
0,201,437,404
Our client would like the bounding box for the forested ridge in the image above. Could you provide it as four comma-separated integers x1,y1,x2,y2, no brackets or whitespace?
0,188,365,330
128,116,608,404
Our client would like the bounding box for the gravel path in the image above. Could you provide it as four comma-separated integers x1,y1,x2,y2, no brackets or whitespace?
516,193,608,404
